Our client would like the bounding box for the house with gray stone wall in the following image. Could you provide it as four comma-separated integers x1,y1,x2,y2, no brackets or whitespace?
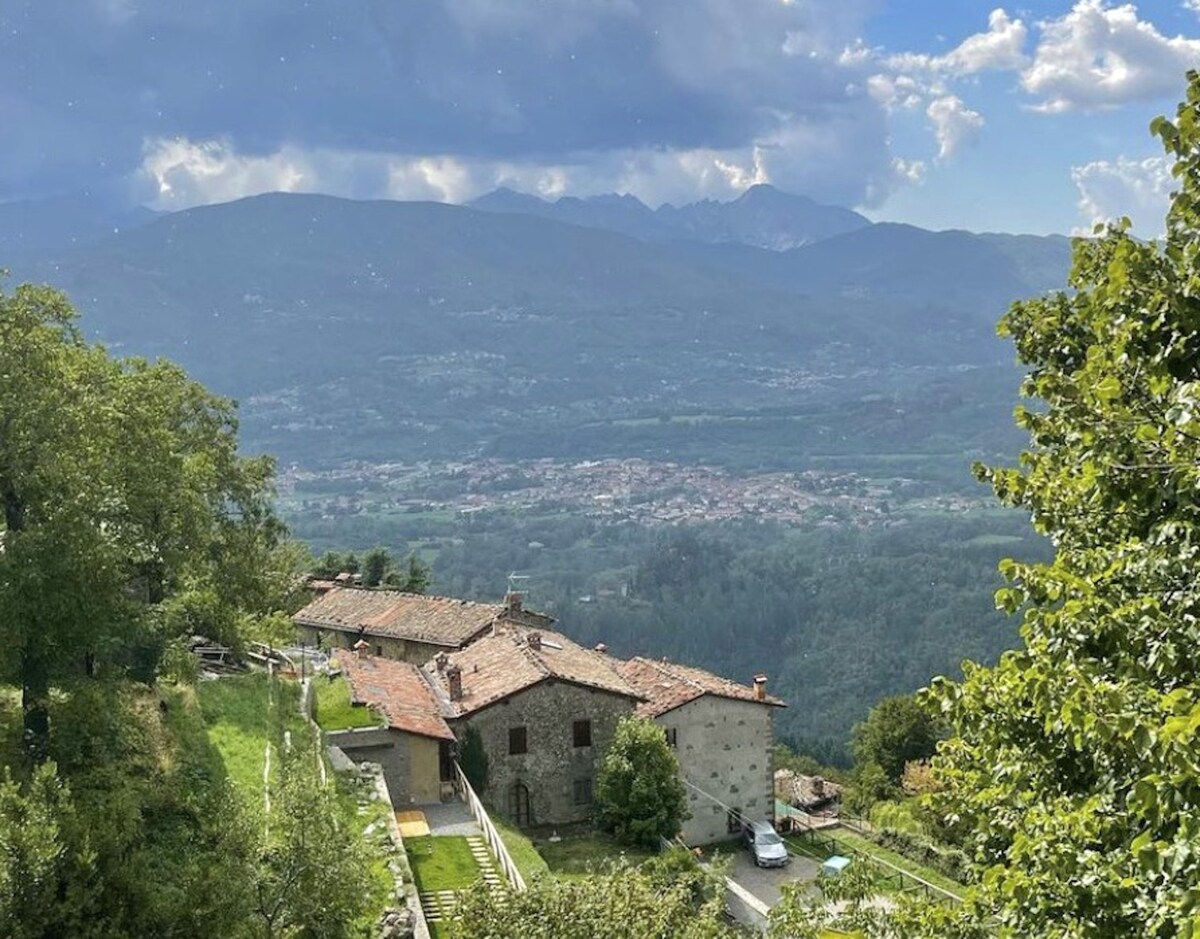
293,587,553,665
324,654,457,806
319,592,786,844
423,626,643,829
617,657,785,845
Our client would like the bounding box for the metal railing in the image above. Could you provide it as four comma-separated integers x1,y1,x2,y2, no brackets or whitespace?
452,761,527,892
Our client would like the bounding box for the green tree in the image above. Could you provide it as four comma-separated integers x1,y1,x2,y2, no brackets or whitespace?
249,733,369,939
459,725,489,793
383,552,430,593
0,283,282,755
905,73,1200,936
0,764,97,938
595,717,688,849
359,547,390,588
768,858,892,938
851,693,941,785
450,856,741,939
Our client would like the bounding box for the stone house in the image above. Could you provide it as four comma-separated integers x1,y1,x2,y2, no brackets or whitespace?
322,593,785,844
422,625,642,829
617,657,785,845
293,587,553,665
324,654,456,804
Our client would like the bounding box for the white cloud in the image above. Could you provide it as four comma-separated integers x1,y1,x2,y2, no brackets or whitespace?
1022,1,1200,113
926,95,985,159
886,9,1028,76
1071,154,1172,234
141,138,309,208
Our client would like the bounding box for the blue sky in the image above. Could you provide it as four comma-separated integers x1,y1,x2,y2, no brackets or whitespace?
2,1,1198,235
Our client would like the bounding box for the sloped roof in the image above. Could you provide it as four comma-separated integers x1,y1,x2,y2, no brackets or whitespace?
616,656,786,718
423,626,643,718
337,653,455,741
294,588,509,648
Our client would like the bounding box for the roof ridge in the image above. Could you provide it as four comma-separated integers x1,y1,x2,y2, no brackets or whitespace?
644,655,707,694
334,586,503,607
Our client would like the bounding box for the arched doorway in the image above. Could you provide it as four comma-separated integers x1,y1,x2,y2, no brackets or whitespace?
508,782,531,827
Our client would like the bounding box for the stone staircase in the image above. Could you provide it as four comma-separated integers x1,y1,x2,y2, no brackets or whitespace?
419,835,507,923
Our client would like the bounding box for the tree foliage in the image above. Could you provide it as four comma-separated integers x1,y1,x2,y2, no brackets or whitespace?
905,72,1200,936
595,717,688,849
449,854,743,939
0,282,283,754
852,693,942,786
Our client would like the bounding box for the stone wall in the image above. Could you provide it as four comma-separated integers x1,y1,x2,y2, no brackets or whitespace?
297,625,448,667
326,727,442,806
657,696,776,845
456,679,635,828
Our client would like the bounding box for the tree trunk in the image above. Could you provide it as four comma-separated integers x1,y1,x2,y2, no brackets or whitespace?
3,479,49,760
22,646,50,762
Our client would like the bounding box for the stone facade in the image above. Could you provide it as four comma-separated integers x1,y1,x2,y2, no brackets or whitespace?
453,679,634,828
300,625,450,667
325,727,445,805
656,695,776,845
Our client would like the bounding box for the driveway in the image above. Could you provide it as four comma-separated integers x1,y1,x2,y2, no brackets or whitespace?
716,847,822,931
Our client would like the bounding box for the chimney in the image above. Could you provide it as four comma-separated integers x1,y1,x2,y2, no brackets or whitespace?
753,673,768,701
434,651,449,673
446,664,463,701
594,642,608,655
353,639,370,660
527,632,542,652
505,591,523,615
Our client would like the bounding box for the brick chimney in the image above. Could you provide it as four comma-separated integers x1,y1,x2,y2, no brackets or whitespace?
527,632,542,651
505,590,523,614
353,639,370,660
434,651,449,673
594,642,608,655
446,664,463,701
753,673,768,701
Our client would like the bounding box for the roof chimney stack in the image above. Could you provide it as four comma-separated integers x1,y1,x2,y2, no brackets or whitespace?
753,673,768,701
447,664,463,701
527,631,542,652
505,591,523,615
353,639,370,660
435,651,449,673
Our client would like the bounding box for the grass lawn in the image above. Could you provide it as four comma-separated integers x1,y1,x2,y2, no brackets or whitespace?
192,671,306,794
533,833,657,878
407,836,485,892
489,813,551,882
313,674,383,731
785,827,963,900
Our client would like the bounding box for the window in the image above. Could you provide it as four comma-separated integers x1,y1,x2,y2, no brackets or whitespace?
375,645,383,657
727,808,743,835
663,727,678,748
573,719,592,748
509,726,528,755
573,778,593,806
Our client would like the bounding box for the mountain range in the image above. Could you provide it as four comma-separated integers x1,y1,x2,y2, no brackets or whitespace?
1,185,1072,473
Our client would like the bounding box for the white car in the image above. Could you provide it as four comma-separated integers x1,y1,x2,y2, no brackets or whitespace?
743,820,789,868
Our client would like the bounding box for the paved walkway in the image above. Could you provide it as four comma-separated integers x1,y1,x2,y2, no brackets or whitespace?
418,801,484,837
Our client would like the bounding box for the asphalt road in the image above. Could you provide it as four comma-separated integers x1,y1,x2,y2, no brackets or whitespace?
722,847,822,931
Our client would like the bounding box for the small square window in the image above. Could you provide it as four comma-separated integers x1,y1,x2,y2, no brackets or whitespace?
509,726,528,755
573,720,592,748
375,645,383,657
664,727,678,748
573,778,593,806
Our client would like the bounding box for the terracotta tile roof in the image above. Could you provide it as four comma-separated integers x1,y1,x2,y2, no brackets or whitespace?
423,626,643,718
294,588,518,648
616,657,786,718
336,653,455,741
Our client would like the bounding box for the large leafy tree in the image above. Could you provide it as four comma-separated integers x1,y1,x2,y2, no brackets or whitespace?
450,854,742,939
905,72,1200,937
0,282,283,755
595,717,688,849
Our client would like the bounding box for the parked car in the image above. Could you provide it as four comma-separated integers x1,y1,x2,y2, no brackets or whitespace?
743,819,789,868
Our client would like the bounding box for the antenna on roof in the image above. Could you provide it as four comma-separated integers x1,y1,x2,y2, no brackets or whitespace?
507,572,530,592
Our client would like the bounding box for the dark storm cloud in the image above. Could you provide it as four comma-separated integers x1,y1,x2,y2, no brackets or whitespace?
0,0,887,203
